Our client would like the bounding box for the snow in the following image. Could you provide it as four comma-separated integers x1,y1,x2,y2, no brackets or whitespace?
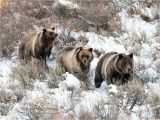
74,89,108,118
54,27,126,53
59,73,81,90
132,105,153,120
70,31,127,53
1,0,160,119
54,0,79,9
0,60,14,77
120,9,157,39
54,88,72,113
108,84,119,94
147,82,160,95
0,60,15,92
90,57,99,71
141,7,157,20
33,81,48,91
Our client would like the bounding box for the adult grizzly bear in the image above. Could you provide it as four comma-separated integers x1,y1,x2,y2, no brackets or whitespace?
94,52,134,88
19,27,58,69
56,46,93,85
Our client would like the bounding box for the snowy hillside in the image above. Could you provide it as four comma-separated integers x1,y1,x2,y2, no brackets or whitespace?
0,0,160,120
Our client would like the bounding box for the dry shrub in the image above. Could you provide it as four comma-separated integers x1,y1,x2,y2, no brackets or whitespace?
0,103,10,116
0,15,34,57
107,14,123,36
18,95,69,120
0,88,20,115
147,92,160,119
79,100,119,120
123,31,149,56
16,106,65,120
125,0,160,22
153,0,160,19
53,2,78,19
0,88,18,104
47,67,66,89
154,60,160,74
78,108,95,120
9,0,55,19
105,80,148,119
52,0,122,35
118,80,147,110
76,100,118,120
11,62,47,89
73,6,108,33
55,28,76,50
0,14,38,57
0,90,21,116
55,27,89,50
16,106,56,120
94,101,117,120
0,89,6,103
156,23,160,37
107,79,160,119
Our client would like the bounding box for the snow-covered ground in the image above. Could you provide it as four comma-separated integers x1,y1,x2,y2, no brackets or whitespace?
0,0,160,120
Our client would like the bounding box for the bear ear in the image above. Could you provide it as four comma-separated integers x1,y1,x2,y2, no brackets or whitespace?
75,47,82,54
88,48,93,52
51,27,55,30
77,47,83,51
118,54,123,59
129,53,133,58
43,29,47,33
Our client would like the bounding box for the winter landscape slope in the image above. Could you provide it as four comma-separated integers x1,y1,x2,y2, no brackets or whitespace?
0,0,160,120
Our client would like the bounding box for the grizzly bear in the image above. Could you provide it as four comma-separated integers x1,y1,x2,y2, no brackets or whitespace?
19,27,58,69
94,52,134,88
56,46,93,84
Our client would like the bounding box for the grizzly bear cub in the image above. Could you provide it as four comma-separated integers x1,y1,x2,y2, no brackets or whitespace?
94,52,134,88
56,46,93,84
19,27,58,69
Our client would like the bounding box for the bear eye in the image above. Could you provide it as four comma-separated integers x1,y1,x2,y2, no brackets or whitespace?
50,32,53,35
85,55,88,58
128,67,133,71
130,65,133,69
81,55,84,58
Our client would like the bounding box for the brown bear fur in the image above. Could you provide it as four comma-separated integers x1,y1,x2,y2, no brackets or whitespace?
94,52,134,88
19,27,58,69
56,46,93,82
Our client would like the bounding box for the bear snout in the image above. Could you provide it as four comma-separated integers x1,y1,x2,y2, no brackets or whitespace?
128,68,132,72
55,33,58,37
123,69,129,74
52,33,58,39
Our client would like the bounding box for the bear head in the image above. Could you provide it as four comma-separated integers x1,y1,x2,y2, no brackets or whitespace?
115,53,134,74
42,27,58,44
76,47,93,66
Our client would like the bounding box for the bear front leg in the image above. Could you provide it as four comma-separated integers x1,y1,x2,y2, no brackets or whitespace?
18,45,25,63
44,60,49,70
124,73,133,84
94,73,104,88
41,56,49,71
